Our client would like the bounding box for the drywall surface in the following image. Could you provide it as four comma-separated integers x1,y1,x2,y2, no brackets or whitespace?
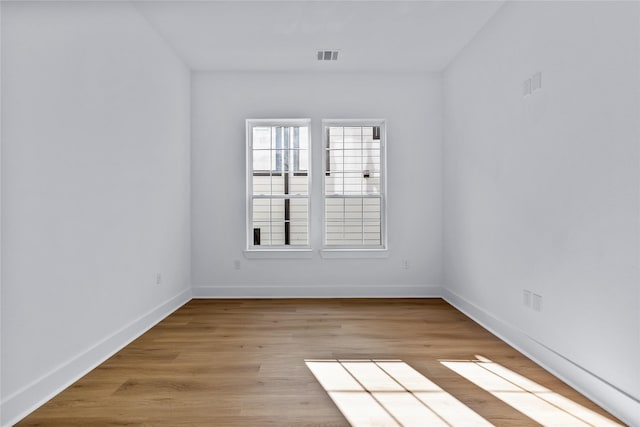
0,3,3,423
1,2,190,424
443,0,640,422
192,72,443,296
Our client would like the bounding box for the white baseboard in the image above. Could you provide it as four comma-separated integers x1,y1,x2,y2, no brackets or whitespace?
1,288,192,427
442,288,640,427
192,284,443,299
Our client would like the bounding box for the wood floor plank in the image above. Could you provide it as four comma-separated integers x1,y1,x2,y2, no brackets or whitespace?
17,299,622,426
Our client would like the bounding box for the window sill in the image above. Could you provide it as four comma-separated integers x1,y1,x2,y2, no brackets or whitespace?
320,248,389,259
244,249,313,259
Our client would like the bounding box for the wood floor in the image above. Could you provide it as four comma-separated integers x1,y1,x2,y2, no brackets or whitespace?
18,299,621,426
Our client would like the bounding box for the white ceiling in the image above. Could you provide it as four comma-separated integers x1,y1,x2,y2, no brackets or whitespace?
134,1,505,72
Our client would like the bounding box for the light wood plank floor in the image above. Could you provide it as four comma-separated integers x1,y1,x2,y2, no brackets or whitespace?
17,299,621,426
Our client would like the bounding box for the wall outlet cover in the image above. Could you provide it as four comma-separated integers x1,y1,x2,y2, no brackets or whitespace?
532,293,543,312
523,290,532,307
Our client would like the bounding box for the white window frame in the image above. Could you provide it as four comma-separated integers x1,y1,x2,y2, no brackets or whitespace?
321,119,388,254
245,119,312,256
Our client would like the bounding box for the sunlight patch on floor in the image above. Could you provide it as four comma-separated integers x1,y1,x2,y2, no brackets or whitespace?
305,359,491,427
440,355,621,427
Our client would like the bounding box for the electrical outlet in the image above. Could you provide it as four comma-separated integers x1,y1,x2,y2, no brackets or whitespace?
522,78,532,97
523,290,531,307
523,72,542,97
402,260,410,270
156,273,162,285
532,72,542,92
234,260,241,270
532,294,542,312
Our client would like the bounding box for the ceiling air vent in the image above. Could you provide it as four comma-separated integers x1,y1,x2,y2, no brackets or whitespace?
317,50,339,61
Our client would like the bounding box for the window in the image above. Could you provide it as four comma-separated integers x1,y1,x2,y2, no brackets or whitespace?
246,119,310,249
323,120,386,249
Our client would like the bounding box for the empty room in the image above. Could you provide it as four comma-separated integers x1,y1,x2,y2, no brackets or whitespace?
1,0,639,425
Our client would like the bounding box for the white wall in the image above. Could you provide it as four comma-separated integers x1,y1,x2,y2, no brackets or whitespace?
443,1,640,424
192,72,442,297
1,2,191,425
0,3,3,423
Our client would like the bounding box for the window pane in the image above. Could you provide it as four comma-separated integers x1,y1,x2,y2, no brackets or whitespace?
363,141,380,150
325,174,344,194
252,198,272,246
298,127,309,150
329,126,344,141
325,198,345,245
289,174,309,196
271,174,285,195
253,222,270,246
289,198,308,245
343,173,363,195
327,149,344,173
248,121,310,248
271,198,285,222
272,149,284,172
272,127,283,150
363,176,380,195
364,221,381,245
289,198,308,217
344,140,362,150
344,126,362,136
252,199,270,223
344,197,363,221
324,197,382,246
363,158,380,176
296,149,309,172
364,198,381,221
325,198,364,245
323,122,385,248
253,175,271,195
253,127,271,149
253,150,271,171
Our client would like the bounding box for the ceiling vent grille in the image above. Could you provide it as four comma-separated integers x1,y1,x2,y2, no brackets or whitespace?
317,50,339,61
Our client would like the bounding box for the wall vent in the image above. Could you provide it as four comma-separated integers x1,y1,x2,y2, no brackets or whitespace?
317,50,339,61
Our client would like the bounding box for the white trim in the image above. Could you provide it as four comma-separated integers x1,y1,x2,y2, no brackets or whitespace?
192,284,441,299
0,3,4,421
243,249,313,259
320,248,389,259
246,118,312,128
442,288,640,427
1,288,192,427
322,119,387,126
